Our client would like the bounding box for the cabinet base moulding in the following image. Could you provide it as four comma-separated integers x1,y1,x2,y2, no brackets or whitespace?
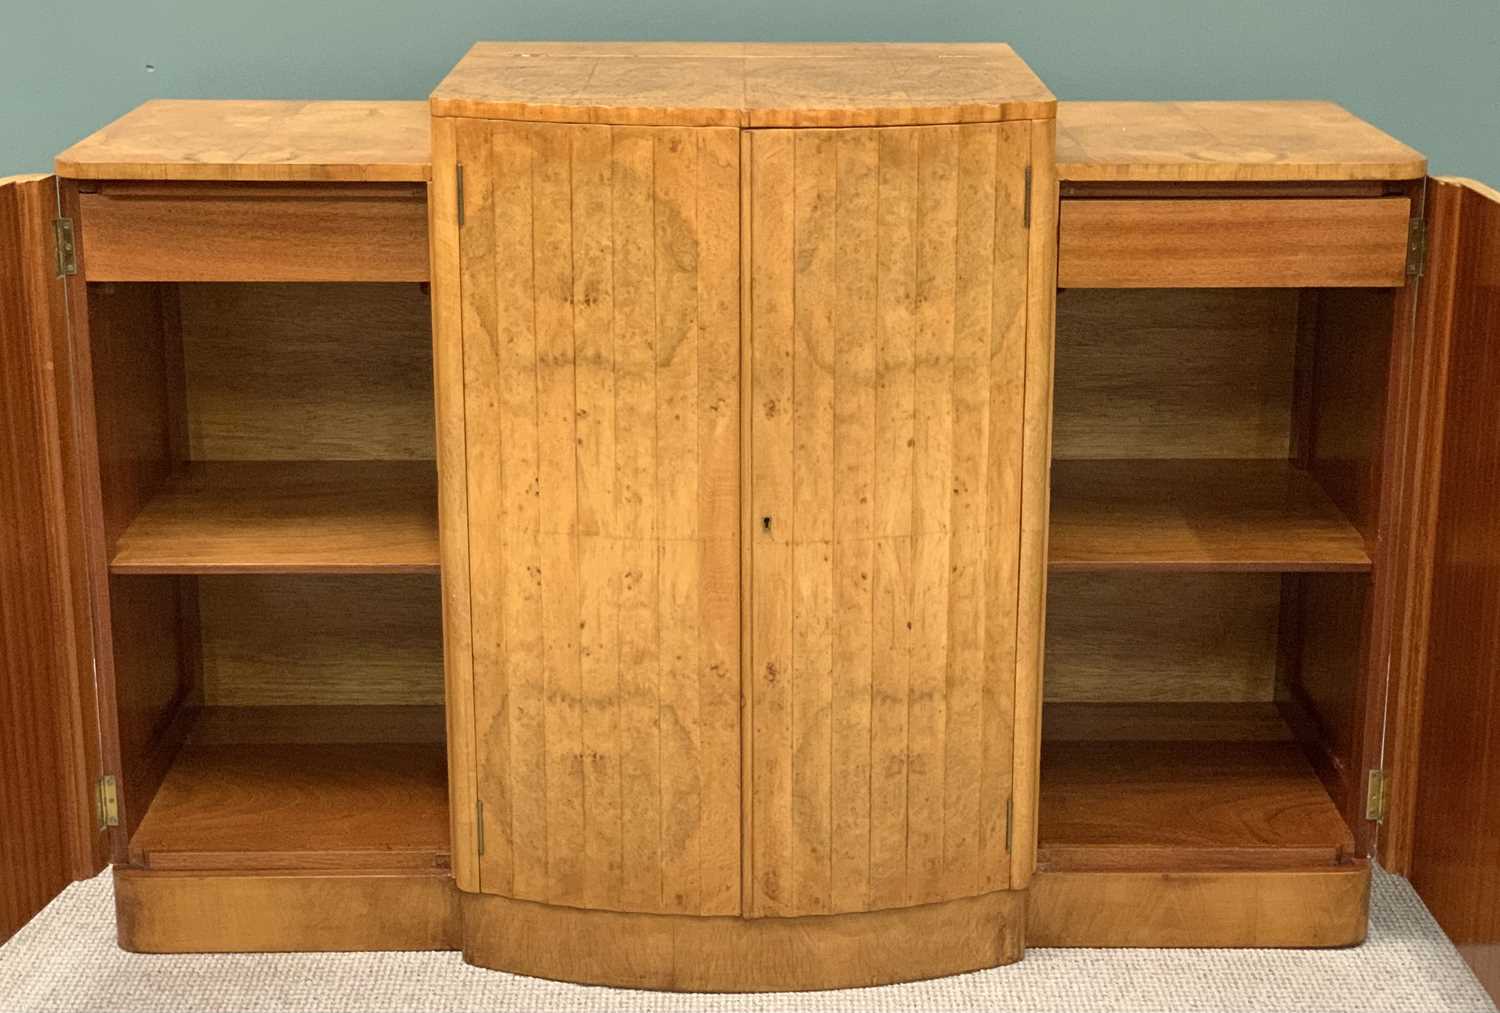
1026,863,1370,948
113,868,462,953
460,889,1026,991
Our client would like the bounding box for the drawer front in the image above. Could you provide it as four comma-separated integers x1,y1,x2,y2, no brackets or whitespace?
1058,196,1411,288
77,183,428,282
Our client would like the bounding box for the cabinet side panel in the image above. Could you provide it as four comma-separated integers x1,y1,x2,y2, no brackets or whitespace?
1011,119,1057,889
746,124,1032,915
437,117,483,894
460,122,741,915
981,120,1031,892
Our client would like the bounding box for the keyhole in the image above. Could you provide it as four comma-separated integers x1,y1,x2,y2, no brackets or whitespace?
762,516,773,534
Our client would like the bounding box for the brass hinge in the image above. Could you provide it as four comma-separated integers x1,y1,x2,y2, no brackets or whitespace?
95,775,119,830
1004,797,1014,852
1365,769,1390,822
476,798,485,856
456,163,465,227
53,217,77,277
1022,166,1033,229
1406,217,1428,279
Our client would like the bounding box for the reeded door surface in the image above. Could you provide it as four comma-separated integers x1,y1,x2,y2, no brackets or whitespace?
746,124,1034,916
456,120,741,915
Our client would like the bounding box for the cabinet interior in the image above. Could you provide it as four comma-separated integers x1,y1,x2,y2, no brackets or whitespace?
1041,284,1394,873
85,280,448,873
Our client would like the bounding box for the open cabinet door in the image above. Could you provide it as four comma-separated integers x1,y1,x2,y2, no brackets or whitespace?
1391,177,1500,1003
0,175,107,943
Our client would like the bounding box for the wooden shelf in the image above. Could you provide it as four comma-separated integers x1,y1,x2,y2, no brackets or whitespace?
129,705,448,871
1048,458,1371,572
110,461,438,574
1038,703,1354,872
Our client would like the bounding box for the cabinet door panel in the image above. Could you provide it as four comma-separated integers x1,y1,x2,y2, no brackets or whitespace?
456,122,741,915
0,175,105,942
1404,178,1500,1003
747,125,1033,916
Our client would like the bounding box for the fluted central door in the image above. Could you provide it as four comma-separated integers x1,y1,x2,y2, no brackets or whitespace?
450,116,1041,922
455,119,743,916
745,123,1035,916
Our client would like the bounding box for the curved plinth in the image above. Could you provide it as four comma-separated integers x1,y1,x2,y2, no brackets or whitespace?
461,889,1025,992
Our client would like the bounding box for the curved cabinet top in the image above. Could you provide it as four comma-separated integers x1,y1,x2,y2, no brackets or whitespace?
429,42,1056,128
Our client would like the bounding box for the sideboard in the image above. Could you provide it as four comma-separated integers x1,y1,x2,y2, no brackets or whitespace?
1,42,1497,997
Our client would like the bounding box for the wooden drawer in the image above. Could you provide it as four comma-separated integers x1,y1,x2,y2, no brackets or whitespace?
77,182,429,283
1058,196,1411,288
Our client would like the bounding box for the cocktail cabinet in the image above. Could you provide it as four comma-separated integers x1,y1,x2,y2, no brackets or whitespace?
1,43,1497,997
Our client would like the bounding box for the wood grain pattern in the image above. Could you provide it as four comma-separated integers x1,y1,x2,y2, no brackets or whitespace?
109,461,438,574
1045,572,1282,703
461,887,1025,991
56,100,432,183
128,707,449,871
178,283,435,460
1055,101,1425,183
78,183,428,283
115,868,460,953
1058,197,1411,288
431,42,1055,127
1053,288,1298,460
1028,865,1370,947
198,575,443,706
1049,459,1371,571
747,123,1035,915
0,176,104,942
1401,179,1500,1004
455,120,741,915
1038,738,1354,871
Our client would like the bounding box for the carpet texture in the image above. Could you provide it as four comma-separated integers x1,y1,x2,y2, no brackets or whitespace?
0,866,1493,1013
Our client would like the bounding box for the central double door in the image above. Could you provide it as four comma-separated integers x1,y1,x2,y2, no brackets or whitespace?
450,118,1042,919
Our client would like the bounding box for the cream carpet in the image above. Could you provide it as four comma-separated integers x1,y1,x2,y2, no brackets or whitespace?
0,866,1493,1013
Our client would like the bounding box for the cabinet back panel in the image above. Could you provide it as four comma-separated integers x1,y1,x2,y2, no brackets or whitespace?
178,283,435,461
1053,289,1298,459
1045,572,1281,703
197,574,443,706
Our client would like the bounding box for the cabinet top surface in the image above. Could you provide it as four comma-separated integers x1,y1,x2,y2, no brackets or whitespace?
430,42,1056,127
1057,101,1426,182
55,100,432,182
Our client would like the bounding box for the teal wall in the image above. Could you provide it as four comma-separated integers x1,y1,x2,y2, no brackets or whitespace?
4,3,1497,181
